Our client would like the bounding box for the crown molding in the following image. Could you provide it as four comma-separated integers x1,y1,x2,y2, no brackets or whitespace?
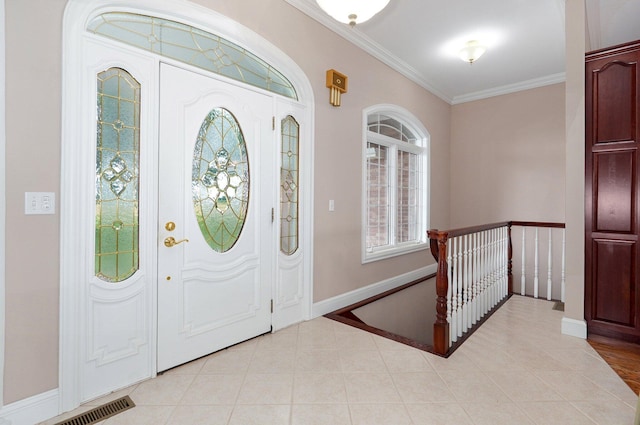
451,72,566,105
284,0,452,103
286,0,568,106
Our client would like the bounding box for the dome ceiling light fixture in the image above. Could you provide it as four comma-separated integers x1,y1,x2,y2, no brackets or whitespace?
315,0,391,27
459,40,487,64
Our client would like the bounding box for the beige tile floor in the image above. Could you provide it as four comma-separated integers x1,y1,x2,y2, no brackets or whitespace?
41,296,639,425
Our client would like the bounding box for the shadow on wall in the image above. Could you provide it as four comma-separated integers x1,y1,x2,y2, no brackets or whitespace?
326,277,436,349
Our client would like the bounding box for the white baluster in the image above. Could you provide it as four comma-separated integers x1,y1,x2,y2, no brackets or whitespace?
498,227,509,301
498,227,504,302
489,229,494,309
461,235,467,334
457,236,463,337
561,228,566,303
498,228,503,305
534,227,539,299
521,228,526,295
472,232,478,324
446,237,453,346
506,227,510,298
476,232,481,319
547,228,553,301
496,228,501,306
482,230,493,316
478,231,484,317
485,229,491,312
492,228,498,308
483,230,489,315
464,235,473,329
450,236,458,342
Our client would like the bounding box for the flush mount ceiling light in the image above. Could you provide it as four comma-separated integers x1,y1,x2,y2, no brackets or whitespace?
315,0,391,27
459,40,487,64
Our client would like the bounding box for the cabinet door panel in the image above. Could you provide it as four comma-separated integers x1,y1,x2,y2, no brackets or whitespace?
594,150,635,233
592,61,637,144
592,239,635,327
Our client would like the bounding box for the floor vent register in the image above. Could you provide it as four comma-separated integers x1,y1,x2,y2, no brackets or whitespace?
53,395,135,425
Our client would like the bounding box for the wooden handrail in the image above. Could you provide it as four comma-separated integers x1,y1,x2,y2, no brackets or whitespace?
429,221,565,241
428,221,511,240
511,221,565,229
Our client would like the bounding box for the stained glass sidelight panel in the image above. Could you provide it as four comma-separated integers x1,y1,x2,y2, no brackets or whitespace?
280,116,299,255
87,12,297,100
95,67,140,282
192,108,249,252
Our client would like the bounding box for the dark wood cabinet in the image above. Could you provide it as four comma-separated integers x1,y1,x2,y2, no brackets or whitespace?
585,40,640,343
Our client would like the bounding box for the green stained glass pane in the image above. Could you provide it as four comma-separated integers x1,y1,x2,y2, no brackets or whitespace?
95,67,140,283
280,116,299,255
193,108,249,253
87,12,297,100
102,96,118,124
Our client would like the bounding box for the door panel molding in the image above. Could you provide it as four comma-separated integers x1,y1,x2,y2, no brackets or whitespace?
0,0,5,409
593,149,636,233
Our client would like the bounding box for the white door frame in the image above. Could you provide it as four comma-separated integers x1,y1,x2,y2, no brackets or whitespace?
60,0,314,413
0,0,6,410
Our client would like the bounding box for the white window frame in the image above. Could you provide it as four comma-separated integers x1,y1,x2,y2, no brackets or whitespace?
362,104,430,263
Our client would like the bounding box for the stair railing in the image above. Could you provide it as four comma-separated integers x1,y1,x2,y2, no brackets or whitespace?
428,222,511,355
428,220,566,356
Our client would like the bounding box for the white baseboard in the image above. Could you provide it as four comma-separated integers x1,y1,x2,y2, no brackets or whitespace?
561,316,587,339
311,264,437,318
0,389,59,425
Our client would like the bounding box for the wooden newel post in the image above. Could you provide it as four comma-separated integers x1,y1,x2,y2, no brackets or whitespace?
507,222,513,294
428,230,450,356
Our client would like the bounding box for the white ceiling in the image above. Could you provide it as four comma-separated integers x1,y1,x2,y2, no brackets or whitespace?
286,0,640,104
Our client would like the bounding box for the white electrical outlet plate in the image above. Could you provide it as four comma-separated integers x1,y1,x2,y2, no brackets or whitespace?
25,192,56,215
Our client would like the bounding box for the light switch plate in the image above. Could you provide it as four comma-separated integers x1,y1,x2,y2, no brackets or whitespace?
25,192,56,215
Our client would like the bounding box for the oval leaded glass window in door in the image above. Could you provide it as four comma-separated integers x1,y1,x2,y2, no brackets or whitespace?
192,108,249,252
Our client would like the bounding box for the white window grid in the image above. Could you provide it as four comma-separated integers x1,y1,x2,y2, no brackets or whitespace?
364,123,428,263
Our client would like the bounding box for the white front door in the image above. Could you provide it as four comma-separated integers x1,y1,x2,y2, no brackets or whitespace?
157,64,274,371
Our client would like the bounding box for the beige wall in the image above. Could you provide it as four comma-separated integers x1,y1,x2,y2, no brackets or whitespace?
563,0,586,323
4,0,65,403
450,84,566,228
3,0,449,403
354,278,436,344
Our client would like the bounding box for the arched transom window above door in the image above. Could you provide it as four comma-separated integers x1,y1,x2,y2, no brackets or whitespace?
87,12,298,100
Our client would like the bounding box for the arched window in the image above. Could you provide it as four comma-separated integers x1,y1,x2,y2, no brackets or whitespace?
363,106,429,262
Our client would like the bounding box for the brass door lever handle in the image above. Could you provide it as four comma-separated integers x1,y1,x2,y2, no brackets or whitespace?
164,236,189,247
